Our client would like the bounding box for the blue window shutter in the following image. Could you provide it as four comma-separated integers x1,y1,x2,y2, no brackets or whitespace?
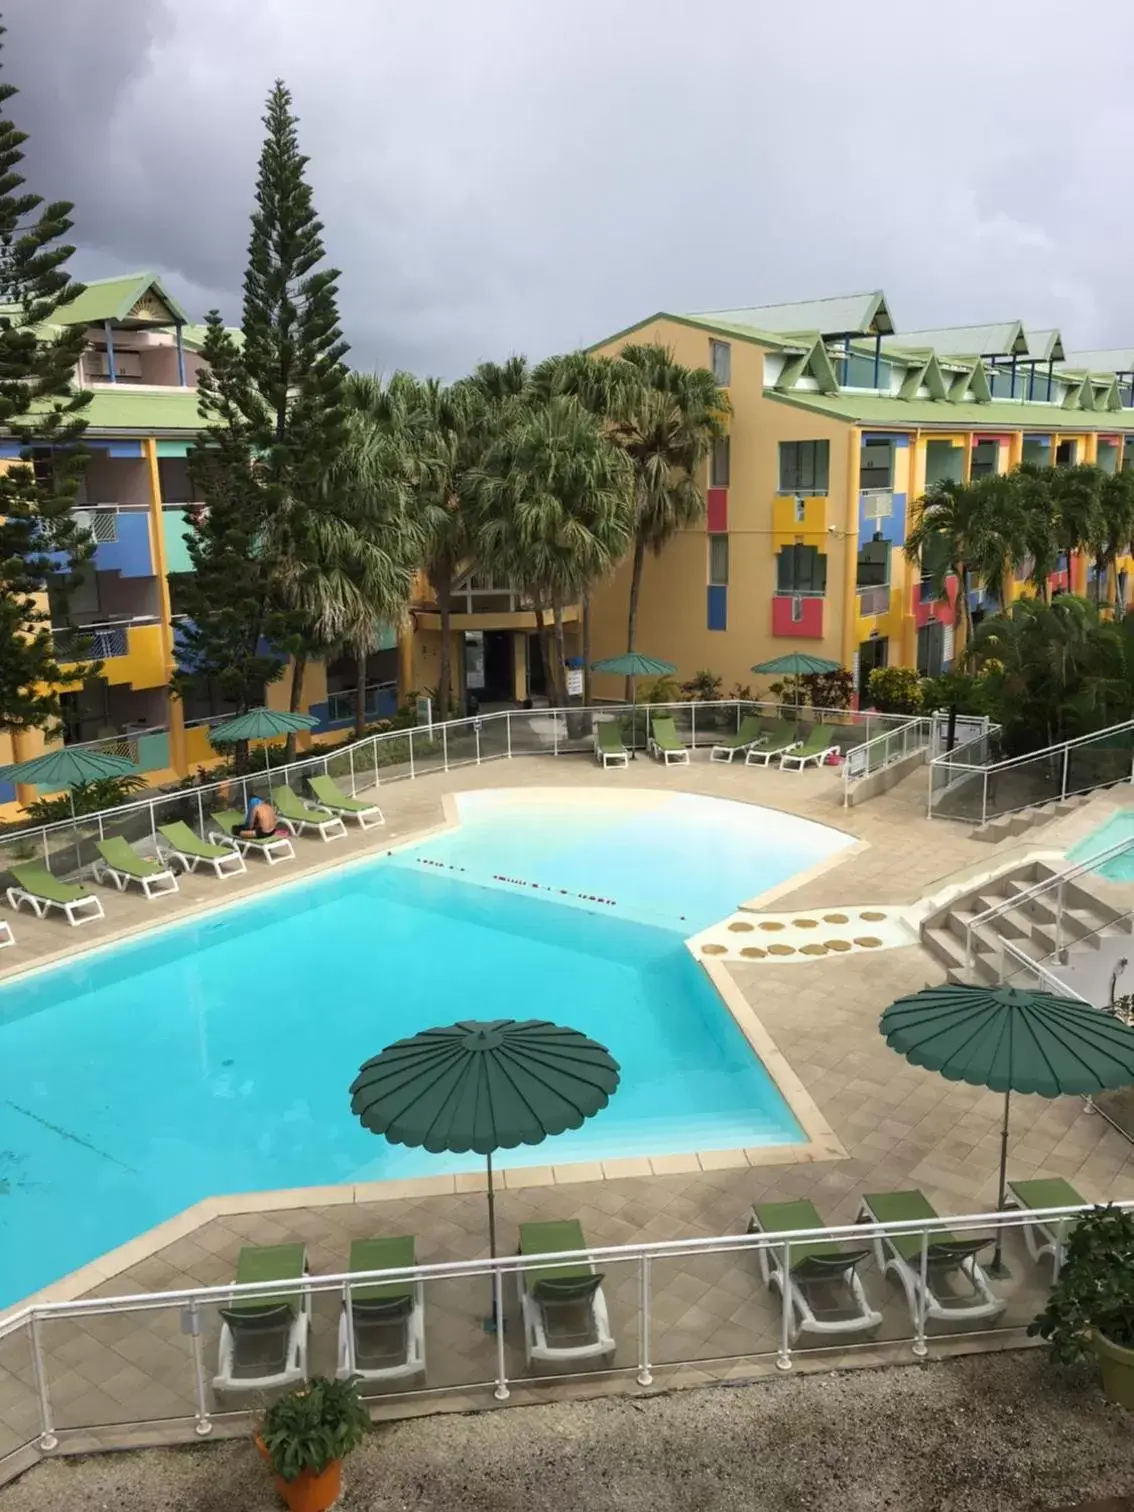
707,584,727,631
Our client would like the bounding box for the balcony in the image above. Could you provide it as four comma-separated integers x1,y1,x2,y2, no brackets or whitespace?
857,585,891,618
415,577,580,633
322,681,398,728
52,618,166,689
73,506,155,578
63,726,172,774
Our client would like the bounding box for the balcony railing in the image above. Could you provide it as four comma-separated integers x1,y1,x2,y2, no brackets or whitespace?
51,617,160,662
857,585,890,616
326,681,397,724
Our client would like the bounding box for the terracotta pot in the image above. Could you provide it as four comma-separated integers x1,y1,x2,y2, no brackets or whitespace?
1094,1331,1134,1409
255,1436,343,1512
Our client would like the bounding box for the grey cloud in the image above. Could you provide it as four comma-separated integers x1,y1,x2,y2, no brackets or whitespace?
5,0,1134,378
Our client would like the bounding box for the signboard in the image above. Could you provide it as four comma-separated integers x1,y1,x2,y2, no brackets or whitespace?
565,667,584,697
415,695,432,729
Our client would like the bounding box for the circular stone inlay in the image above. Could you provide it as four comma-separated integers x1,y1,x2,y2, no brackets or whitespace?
701,943,728,955
727,921,755,933
860,910,886,922
793,918,819,929
855,936,884,949
824,939,853,952
799,942,828,956
823,913,849,924
767,943,795,956
758,921,785,932
740,947,767,959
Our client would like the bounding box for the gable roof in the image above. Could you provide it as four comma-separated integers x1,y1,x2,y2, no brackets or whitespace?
1025,328,1065,362
766,386,1134,431
686,290,894,338
882,321,1028,358
1060,348,1134,375
54,273,190,329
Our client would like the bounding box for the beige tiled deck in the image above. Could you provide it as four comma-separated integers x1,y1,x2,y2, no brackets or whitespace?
1,753,1132,1465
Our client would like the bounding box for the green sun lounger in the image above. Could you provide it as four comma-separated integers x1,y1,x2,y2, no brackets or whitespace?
308,775,384,828
517,1219,615,1364
157,821,247,879
595,722,629,769
210,810,295,865
858,1189,1004,1323
214,1243,310,1391
1007,1177,1086,1265
338,1235,425,1381
6,862,104,926
744,720,799,766
748,1199,881,1337
93,836,179,901
270,786,347,842
780,724,841,771
647,715,690,766
710,714,767,763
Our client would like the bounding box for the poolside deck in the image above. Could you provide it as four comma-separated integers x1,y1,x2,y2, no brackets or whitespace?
1,754,1133,1464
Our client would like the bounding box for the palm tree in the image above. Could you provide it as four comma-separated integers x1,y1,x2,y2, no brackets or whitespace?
904,474,1020,658
1094,470,1134,611
604,346,729,696
473,396,634,706
1011,463,1101,602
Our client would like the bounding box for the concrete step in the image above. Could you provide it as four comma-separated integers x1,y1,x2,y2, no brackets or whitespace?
923,926,968,973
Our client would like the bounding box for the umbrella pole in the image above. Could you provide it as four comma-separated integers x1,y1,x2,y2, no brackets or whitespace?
486,1149,497,1260
992,1088,1012,1274
483,1150,506,1335
70,788,80,874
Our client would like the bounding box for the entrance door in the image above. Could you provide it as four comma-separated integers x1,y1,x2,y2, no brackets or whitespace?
527,632,547,699
917,621,944,678
858,636,888,699
482,631,514,703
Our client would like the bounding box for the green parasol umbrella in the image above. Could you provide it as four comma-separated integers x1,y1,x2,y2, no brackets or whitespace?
881,984,1134,1267
0,747,140,869
591,652,676,706
209,708,319,774
350,1019,620,1261
751,653,842,711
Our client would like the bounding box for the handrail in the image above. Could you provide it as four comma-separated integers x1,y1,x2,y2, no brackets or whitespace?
841,715,931,805
932,716,1134,780
997,936,1091,1001
964,833,1134,972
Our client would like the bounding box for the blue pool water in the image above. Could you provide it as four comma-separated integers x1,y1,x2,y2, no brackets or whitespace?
0,793,851,1306
1067,812,1134,879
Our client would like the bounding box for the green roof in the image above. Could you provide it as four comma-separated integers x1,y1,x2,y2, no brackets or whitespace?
55,273,190,329
768,388,1134,432
882,321,1027,358
1060,348,1134,375
1025,328,1065,362
181,324,244,352
84,386,202,435
687,291,894,338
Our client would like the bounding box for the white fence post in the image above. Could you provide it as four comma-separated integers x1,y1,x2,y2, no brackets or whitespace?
776,1240,793,1370
637,1255,653,1387
506,711,513,760
492,1266,509,1401
442,724,449,772
30,1315,57,1451
913,1230,929,1357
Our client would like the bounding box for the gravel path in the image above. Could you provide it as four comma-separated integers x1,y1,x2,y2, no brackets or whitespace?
2,1353,1133,1512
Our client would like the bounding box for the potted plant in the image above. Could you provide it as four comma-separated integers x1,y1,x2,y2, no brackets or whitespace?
1028,1204,1134,1407
257,1375,370,1512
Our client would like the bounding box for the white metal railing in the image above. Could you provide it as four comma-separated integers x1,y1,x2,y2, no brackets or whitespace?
964,833,1134,975
51,616,161,663
857,585,890,616
0,700,914,876
842,716,931,804
59,726,168,766
928,717,1134,826
0,1198,1118,1458
997,937,1092,1000
325,680,396,724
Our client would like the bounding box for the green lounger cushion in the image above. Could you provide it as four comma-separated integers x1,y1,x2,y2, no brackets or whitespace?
349,1235,416,1315
650,717,685,751
309,776,376,813
716,715,765,750
1008,1177,1084,1212
794,725,836,755
520,1219,602,1301
96,837,164,878
214,810,280,845
10,863,91,905
228,1242,307,1315
863,1189,992,1266
751,1199,871,1275
159,822,233,860
271,787,336,824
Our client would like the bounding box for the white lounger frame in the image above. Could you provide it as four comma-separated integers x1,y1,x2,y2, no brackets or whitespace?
516,1269,616,1365
158,840,247,880
213,1296,311,1393
92,857,179,902
745,740,799,767
594,732,629,769
647,735,690,767
780,741,841,772
753,1229,882,1339
277,804,348,843
857,1200,1005,1324
335,1284,426,1382
209,826,295,865
6,884,104,927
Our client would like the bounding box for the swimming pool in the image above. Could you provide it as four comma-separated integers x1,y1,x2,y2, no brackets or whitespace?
0,791,852,1306
1067,811,1134,880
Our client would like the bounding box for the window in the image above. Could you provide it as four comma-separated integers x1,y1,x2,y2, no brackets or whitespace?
794,497,806,524
1098,440,1119,476
776,544,827,595
856,534,890,589
969,439,999,480
709,339,731,386
710,437,730,487
1055,439,1077,469
859,438,894,491
778,439,829,494
708,534,729,585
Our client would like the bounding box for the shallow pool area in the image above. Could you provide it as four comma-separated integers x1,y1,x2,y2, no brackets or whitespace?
0,791,857,1307
1067,810,1134,879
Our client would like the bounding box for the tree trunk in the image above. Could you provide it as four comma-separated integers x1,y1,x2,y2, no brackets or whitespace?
354,645,368,741
436,571,453,719
552,601,567,707
285,651,307,762
582,587,592,706
624,534,647,701
954,564,970,664
533,604,554,706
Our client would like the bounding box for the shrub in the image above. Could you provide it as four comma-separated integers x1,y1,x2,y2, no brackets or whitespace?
680,669,723,702
1028,1205,1134,1363
24,775,147,823
866,666,922,714
804,669,855,710
259,1375,370,1482
725,682,752,701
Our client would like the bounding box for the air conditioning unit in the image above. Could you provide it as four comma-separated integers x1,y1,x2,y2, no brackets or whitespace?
84,350,110,378
113,350,143,379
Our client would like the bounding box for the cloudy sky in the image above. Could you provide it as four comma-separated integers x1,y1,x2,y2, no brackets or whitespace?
6,0,1132,377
